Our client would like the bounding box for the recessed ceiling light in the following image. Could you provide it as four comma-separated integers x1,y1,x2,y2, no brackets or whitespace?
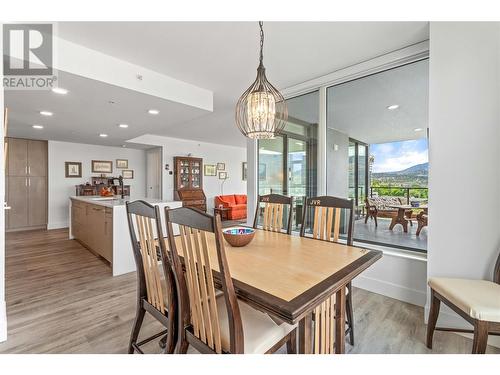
148,109,160,115
99,133,108,137
118,124,129,128
32,124,44,129
40,110,53,116
387,104,399,110
414,128,423,132
122,145,127,148
52,87,68,95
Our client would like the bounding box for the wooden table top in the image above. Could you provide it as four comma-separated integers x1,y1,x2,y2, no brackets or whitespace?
173,229,382,323
389,204,428,210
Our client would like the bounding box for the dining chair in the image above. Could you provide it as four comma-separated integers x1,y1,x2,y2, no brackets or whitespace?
165,206,297,354
300,195,356,349
252,194,294,234
426,250,500,354
126,200,177,354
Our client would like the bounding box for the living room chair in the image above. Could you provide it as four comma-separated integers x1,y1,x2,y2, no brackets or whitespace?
252,194,294,234
300,195,355,347
165,206,297,354
426,250,500,353
125,200,177,354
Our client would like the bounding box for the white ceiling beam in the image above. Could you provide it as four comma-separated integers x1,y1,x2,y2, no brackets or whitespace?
54,36,213,112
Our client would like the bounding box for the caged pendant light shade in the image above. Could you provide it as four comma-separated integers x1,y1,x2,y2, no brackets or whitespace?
235,22,288,139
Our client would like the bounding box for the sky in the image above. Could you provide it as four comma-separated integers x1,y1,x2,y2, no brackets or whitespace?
370,139,428,173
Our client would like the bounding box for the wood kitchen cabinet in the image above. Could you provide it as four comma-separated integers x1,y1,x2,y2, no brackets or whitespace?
71,200,113,263
5,138,48,231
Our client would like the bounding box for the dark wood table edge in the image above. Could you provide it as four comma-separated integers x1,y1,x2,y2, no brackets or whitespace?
228,249,383,325
166,233,382,325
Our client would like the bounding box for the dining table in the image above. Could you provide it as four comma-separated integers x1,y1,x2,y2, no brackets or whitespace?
173,229,382,354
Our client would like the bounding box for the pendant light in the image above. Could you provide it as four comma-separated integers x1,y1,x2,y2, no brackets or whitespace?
235,21,288,139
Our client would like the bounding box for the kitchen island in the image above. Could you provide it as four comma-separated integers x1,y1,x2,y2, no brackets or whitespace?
69,196,182,276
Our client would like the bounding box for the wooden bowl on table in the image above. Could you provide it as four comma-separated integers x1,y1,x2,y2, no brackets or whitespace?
222,227,256,247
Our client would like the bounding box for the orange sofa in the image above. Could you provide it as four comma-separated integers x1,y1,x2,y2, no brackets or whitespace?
214,194,247,220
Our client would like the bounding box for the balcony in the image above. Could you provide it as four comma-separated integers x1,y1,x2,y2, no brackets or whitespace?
353,186,428,252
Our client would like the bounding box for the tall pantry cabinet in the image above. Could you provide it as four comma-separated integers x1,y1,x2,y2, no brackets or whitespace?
6,138,48,231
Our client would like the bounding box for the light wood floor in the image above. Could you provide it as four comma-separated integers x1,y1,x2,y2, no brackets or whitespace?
0,228,498,354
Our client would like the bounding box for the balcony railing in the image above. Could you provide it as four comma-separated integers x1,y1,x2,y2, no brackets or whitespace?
369,186,428,204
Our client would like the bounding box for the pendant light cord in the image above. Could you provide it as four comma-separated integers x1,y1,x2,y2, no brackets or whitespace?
259,21,264,67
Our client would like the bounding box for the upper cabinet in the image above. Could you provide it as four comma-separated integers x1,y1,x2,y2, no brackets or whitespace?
6,138,47,177
7,138,28,176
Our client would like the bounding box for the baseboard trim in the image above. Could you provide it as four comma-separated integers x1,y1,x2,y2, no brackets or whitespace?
353,274,427,307
0,299,6,342
47,221,69,230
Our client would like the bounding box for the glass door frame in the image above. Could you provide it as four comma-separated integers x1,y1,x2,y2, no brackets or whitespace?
257,129,311,197
350,137,369,212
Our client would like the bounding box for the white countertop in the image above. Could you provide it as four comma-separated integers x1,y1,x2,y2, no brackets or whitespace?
70,195,173,208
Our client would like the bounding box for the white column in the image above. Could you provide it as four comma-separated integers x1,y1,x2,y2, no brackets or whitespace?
0,22,7,343
317,86,327,195
246,138,258,226
426,22,500,329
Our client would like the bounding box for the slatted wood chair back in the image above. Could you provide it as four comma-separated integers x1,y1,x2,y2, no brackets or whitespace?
165,207,244,354
312,294,338,354
126,201,175,315
252,194,293,234
300,195,354,246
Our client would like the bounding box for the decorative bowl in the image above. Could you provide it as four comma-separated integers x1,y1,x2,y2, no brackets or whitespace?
222,227,256,247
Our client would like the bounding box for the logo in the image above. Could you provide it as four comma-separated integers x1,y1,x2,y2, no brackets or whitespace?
3,23,57,90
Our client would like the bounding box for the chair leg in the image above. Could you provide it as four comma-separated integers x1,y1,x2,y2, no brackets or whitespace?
416,222,423,236
128,305,146,354
345,282,354,346
286,329,297,354
472,320,488,354
426,290,440,349
374,215,378,227
364,213,369,224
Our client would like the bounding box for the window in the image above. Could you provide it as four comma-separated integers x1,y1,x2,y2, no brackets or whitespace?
326,59,429,252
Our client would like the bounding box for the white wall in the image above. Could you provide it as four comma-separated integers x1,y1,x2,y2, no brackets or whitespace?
326,128,349,198
427,22,500,327
127,134,247,212
47,141,147,229
0,24,6,343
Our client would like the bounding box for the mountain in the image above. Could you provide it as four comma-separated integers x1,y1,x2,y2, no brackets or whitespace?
393,162,428,176
371,162,428,188
373,162,428,177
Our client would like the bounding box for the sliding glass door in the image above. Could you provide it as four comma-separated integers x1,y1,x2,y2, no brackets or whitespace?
257,91,318,230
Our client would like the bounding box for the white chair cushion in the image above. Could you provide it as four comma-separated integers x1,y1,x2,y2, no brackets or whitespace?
216,295,296,354
428,277,500,322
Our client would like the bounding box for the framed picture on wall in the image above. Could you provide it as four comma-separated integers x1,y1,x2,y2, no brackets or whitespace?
242,162,247,181
65,162,82,178
218,171,227,180
91,160,113,173
204,164,216,176
116,159,128,168
122,169,134,179
216,162,225,171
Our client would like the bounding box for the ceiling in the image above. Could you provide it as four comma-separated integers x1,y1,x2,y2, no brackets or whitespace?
5,70,209,148
327,58,429,144
6,22,429,148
